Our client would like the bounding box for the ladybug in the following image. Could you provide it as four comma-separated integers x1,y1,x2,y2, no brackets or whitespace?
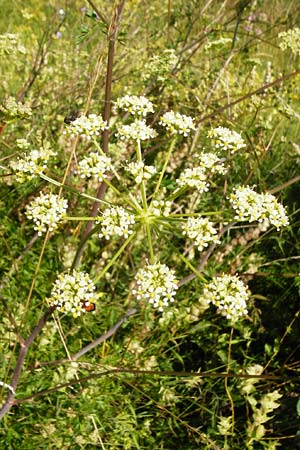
80,300,96,312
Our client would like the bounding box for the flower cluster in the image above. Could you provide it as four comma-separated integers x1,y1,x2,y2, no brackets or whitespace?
207,126,246,154
159,111,196,136
10,146,57,182
0,96,32,123
132,263,178,311
176,152,227,192
124,161,156,184
176,166,209,193
64,114,108,139
76,152,112,181
196,152,227,175
142,49,178,83
25,193,68,235
97,206,135,240
16,138,30,150
0,33,26,56
116,119,157,141
48,270,97,317
149,199,172,217
116,95,154,117
202,274,250,321
229,186,289,230
279,27,300,55
182,217,220,251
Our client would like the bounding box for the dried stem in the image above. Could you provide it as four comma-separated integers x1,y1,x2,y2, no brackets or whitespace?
0,306,56,420
73,1,126,268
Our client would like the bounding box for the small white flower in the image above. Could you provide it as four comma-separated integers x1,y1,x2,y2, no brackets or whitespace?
202,274,250,321
25,193,68,235
142,49,178,83
279,27,300,55
149,199,172,217
207,126,246,154
16,138,30,150
132,263,178,311
196,152,227,175
116,95,154,117
0,96,31,121
176,166,209,193
124,161,156,184
182,217,220,251
97,206,135,240
159,111,196,136
76,152,112,181
48,270,97,318
64,114,108,139
229,186,289,230
116,119,157,141
10,146,57,182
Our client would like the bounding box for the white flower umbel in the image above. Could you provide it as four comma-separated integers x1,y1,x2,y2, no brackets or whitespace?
196,152,227,175
10,146,57,182
124,161,156,184
132,263,178,311
159,111,196,136
116,119,157,141
16,138,30,150
25,193,68,235
176,166,209,193
142,49,178,83
229,186,289,230
116,95,154,117
48,270,97,318
202,274,250,321
0,96,32,122
279,27,300,55
207,126,246,154
182,217,220,251
64,114,108,139
98,206,135,240
76,152,112,182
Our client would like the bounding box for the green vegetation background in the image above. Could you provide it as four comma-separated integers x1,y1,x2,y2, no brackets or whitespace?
1,0,300,448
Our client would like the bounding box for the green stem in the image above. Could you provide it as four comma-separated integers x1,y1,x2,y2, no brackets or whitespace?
145,223,154,263
94,232,136,283
65,216,97,221
103,178,140,211
151,137,177,201
136,139,148,211
39,173,107,205
167,185,187,202
171,211,225,218
178,253,207,283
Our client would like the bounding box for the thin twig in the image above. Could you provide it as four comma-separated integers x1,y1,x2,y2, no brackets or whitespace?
33,307,138,369
197,69,300,125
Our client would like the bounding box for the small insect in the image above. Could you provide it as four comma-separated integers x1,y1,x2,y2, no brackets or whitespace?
80,300,96,312
64,112,79,124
